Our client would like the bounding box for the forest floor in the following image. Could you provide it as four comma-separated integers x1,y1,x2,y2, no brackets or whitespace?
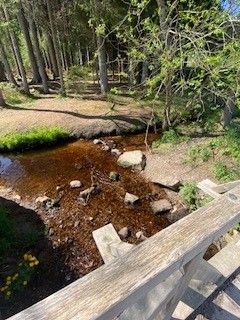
144,137,217,185
0,94,152,138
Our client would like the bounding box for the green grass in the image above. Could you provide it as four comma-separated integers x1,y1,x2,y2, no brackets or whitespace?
0,82,34,106
212,161,240,182
0,127,70,152
179,182,199,210
152,129,190,149
185,143,214,165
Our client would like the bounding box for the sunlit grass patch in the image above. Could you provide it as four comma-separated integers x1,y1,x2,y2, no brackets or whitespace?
0,127,70,152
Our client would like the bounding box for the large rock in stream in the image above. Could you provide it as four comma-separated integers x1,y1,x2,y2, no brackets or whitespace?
117,150,146,170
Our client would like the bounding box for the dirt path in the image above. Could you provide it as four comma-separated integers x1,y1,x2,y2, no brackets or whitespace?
143,138,217,184
0,97,151,138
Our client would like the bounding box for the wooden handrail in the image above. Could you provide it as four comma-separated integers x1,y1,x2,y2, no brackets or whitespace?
8,186,240,320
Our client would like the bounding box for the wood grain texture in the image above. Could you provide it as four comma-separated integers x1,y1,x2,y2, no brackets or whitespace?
8,186,240,320
212,180,240,194
197,179,220,198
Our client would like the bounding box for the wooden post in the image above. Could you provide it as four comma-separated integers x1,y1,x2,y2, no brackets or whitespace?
161,253,204,320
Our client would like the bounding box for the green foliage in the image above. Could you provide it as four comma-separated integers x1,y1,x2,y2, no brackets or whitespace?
186,144,213,165
0,127,70,152
152,129,189,149
64,65,91,93
179,182,199,210
212,161,240,182
65,65,91,79
0,83,33,105
109,87,123,95
161,129,180,143
0,254,39,299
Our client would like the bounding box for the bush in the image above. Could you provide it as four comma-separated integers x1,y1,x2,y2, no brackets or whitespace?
180,182,198,209
0,127,70,152
161,129,180,143
186,144,213,165
212,161,240,182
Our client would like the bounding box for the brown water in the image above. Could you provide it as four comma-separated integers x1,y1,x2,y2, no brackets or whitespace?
0,133,171,276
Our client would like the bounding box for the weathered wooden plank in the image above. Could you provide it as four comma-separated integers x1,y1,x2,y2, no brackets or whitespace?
173,234,240,319
93,224,133,264
212,180,240,194
93,224,183,320
8,186,240,320
197,179,220,198
161,253,204,320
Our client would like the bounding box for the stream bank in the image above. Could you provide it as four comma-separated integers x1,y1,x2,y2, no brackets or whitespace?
0,133,185,318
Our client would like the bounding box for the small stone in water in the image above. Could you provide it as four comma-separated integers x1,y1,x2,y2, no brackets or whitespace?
102,145,110,151
136,231,147,241
109,171,120,181
124,192,139,205
93,139,102,145
70,180,82,188
36,196,50,204
118,227,129,239
74,220,80,228
111,148,122,156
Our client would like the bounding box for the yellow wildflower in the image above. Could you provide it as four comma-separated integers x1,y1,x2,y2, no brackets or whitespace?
13,273,19,280
6,280,11,286
29,262,35,267
6,291,11,297
23,281,28,286
6,276,11,282
24,254,28,261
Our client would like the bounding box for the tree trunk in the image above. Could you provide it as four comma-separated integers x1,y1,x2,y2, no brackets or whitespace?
222,92,237,128
46,0,66,96
29,19,49,93
3,7,29,94
17,1,41,84
0,89,6,106
47,34,59,79
96,34,108,94
141,62,148,84
162,73,173,130
0,42,17,86
78,45,83,65
86,46,90,65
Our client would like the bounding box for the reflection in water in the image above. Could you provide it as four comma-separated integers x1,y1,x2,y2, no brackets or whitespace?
0,156,12,174
0,155,25,182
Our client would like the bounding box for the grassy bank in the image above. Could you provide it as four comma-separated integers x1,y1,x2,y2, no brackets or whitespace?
0,127,70,152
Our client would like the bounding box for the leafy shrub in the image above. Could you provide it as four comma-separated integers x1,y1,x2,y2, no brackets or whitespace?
65,65,91,79
0,253,39,299
186,144,213,165
110,87,123,95
180,182,198,209
212,161,240,182
161,129,180,143
0,127,70,152
64,65,91,93
152,129,190,149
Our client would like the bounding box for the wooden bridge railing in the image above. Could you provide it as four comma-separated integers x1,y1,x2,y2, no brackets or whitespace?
8,185,240,320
